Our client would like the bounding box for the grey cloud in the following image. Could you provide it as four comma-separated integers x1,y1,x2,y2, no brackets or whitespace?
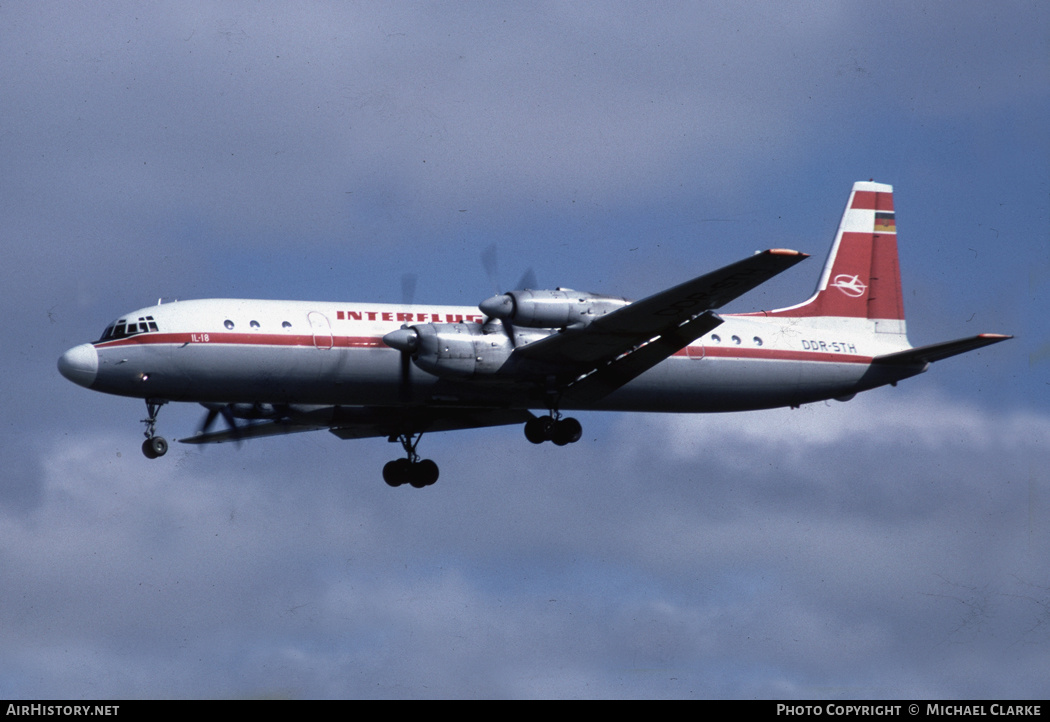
8,3,1044,258
4,386,1046,697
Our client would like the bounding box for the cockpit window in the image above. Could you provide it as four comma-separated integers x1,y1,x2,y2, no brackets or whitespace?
97,316,159,342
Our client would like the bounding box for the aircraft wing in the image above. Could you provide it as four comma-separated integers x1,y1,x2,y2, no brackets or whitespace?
328,407,535,440
180,407,535,445
510,249,807,394
563,310,723,404
872,333,1013,366
179,419,326,445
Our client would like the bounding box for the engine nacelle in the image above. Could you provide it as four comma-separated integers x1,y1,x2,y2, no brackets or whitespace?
479,288,630,328
383,322,513,378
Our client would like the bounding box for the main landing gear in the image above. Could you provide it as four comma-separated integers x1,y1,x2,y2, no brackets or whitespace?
524,413,583,446
383,432,439,488
525,389,583,446
140,399,169,459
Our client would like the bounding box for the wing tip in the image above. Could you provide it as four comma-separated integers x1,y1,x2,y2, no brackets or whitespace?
765,248,809,258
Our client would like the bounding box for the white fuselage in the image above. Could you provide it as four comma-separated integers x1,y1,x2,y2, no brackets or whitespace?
69,297,919,414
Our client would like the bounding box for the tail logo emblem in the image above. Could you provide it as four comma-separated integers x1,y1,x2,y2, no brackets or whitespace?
831,274,867,298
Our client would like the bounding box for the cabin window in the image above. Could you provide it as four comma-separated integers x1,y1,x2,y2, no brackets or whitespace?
710,334,721,343
282,321,292,329
753,336,763,346
731,335,741,345
224,320,235,330
250,320,260,329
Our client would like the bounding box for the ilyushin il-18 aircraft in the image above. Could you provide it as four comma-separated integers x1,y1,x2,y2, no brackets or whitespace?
59,181,1011,488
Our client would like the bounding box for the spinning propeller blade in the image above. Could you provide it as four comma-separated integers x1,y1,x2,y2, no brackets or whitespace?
397,274,419,401
401,273,417,307
479,245,535,348
197,404,243,445
515,268,537,292
481,244,501,296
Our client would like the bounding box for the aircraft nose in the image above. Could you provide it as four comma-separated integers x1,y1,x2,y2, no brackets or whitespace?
58,343,98,388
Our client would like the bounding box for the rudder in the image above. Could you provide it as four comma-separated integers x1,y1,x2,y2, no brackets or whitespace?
768,181,905,333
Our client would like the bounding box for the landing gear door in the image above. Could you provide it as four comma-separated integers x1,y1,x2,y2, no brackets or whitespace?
308,312,334,350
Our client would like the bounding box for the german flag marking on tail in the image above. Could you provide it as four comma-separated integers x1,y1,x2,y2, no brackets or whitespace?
874,211,896,233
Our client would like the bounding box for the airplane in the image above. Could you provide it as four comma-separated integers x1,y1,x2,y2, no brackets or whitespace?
58,181,1011,488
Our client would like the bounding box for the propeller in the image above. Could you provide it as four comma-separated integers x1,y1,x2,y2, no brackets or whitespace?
481,244,501,296
386,328,417,402
389,272,419,401
197,403,243,445
401,273,417,307
515,267,537,294
479,244,535,347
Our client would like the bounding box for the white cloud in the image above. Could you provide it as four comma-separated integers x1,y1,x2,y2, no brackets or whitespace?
622,387,1049,467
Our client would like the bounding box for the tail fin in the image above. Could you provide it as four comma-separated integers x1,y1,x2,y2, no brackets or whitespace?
770,181,906,334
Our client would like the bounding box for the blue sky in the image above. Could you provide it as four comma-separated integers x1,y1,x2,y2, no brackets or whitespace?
2,2,1047,698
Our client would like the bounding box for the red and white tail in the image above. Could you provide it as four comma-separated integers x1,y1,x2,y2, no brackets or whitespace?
769,181,906,334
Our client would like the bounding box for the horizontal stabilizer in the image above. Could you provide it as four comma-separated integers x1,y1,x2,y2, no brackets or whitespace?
872,334,1012,366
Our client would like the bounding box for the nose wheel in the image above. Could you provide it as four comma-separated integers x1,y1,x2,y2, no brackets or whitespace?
142,435,168,459
140,399,169,459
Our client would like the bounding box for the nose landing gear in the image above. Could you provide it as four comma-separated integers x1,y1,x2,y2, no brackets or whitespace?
140,399,169,459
